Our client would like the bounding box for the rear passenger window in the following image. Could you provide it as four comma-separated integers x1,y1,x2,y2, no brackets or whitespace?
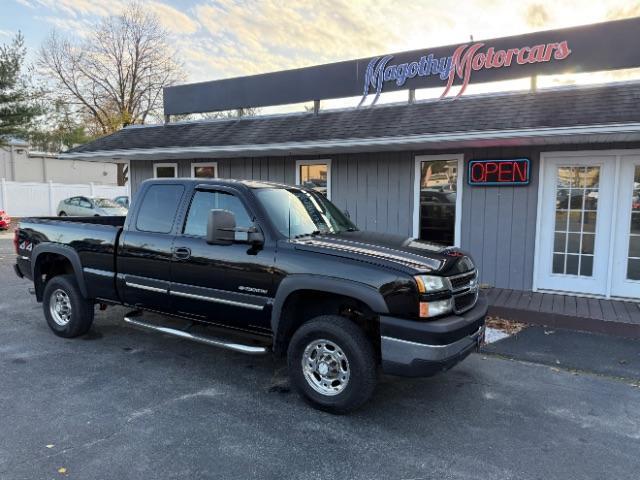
136,184,184,233
183,190,253,237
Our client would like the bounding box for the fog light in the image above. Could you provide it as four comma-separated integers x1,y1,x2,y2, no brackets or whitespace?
419,298,453,318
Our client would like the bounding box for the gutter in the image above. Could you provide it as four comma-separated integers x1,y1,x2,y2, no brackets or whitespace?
59,122,640,160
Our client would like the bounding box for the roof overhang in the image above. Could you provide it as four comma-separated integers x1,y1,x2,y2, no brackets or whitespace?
59,123,640,162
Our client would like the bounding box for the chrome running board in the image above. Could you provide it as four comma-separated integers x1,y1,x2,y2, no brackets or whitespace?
123,315,269,356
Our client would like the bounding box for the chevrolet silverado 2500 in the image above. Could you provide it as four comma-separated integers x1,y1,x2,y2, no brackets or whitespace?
14,178,487,413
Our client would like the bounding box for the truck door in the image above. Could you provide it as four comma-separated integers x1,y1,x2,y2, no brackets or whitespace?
169,187,274,333
117,183,185,312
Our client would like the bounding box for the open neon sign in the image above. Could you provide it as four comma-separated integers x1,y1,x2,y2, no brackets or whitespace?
468,158,530,186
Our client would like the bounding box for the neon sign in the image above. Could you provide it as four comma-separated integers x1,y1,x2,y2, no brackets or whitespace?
468,159,531,186
361,41,571,105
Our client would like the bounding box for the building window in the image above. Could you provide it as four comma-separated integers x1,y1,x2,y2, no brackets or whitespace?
191,162,218,178
296,159,331,198
625,165,640,280
154,163,178,178
413,155,463,246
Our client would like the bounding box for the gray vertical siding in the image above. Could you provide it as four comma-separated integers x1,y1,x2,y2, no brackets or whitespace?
330,152,415,235
129,148,539,290
460,147,539,291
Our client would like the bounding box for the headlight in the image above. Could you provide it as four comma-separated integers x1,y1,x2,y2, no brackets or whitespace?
419,298,453,318
414,275,447,293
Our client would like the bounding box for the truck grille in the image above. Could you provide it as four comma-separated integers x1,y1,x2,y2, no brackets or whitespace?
447,270,478,314
449,271,476,291
453,290,478,313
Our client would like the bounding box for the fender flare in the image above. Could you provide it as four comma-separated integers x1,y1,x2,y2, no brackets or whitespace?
270,274,389,347
31,243,89,300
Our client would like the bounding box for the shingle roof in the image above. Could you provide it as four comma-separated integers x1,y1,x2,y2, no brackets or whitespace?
68,82,640,155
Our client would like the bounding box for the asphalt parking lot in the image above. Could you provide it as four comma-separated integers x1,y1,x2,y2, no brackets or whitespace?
1,235,639,480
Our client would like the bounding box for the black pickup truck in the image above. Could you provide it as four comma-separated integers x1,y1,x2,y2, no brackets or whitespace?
14,178,487,413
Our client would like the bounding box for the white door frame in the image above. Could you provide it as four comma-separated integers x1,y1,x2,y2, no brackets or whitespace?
295,159,332,199
412,153,464,246
611,152,640,298
533,149,640,299
190,161,218,178
153,162,178,178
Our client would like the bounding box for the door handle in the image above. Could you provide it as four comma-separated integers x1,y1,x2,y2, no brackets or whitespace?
173,247,191,260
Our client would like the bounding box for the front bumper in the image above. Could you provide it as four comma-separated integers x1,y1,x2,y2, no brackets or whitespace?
380,293,488,377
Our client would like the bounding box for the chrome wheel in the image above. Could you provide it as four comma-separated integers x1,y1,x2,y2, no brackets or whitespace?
301,339,350,396
50,289,72,326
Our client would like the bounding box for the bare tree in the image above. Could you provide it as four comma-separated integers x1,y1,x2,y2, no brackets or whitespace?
38,3,183,135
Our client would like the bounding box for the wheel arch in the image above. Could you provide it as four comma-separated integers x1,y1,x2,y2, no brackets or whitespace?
32,244,89,301
271,275,388,355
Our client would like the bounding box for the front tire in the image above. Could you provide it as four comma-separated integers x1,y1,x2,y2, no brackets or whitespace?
58,211,67,216
287,315,377,414
43,274,94,338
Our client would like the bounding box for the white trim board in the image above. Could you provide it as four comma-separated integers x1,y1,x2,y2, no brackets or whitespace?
412,153,464,246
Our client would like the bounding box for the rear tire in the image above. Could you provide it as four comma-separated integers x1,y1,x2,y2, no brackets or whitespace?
43,274,94,338
287,315,377,414
59,211,67,216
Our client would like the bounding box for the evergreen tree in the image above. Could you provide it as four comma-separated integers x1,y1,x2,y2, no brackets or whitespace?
0,32,41,145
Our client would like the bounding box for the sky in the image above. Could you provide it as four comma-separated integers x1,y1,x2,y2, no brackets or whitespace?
1,0,640,110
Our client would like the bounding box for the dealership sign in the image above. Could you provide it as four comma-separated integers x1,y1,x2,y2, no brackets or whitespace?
361,41,572,104
164,17,640,116
468,159,531,186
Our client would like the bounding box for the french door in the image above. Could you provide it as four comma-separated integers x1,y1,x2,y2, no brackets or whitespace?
536,151,640,299
610,154,640,298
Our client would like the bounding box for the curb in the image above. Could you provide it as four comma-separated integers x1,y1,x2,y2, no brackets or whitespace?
489,304,640,340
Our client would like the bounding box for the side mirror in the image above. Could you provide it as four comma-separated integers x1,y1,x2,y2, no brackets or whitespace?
206,209,265,247
206,209,235,245
343,209,351,219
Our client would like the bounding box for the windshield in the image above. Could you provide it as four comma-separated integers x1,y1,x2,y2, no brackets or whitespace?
93,198,120,208
255,188,357,238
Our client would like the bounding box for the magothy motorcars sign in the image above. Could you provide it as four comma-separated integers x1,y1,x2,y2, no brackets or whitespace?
164,17,640,116
361,40,572,104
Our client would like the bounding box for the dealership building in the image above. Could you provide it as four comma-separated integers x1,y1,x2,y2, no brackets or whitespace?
63,18,640,323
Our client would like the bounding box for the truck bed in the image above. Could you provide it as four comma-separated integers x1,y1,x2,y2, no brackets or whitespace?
15,216,126,303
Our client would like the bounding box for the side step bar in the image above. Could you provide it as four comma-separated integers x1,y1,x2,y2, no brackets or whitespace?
123,315,269,356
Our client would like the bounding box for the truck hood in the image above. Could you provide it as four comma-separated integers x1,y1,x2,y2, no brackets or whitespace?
290,230,474,276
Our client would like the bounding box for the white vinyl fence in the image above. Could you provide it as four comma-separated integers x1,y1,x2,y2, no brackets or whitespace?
0,178,128,217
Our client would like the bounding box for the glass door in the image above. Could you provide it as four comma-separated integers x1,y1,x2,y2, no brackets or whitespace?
413,155,462,246
536,154,615,295
611,155,640,298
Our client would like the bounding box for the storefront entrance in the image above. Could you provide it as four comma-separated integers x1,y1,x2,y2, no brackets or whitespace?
412,154,464,247
536,151,640,299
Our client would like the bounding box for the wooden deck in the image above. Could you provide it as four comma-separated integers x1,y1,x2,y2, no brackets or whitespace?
486,288,640,338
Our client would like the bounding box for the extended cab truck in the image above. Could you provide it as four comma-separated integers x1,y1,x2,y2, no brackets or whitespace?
14,179,487,413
